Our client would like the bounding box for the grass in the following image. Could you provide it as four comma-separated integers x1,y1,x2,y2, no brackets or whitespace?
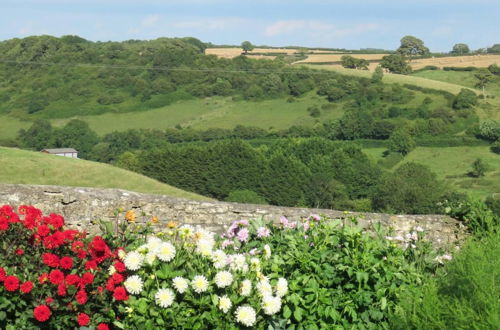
49,93,337,135
301,65,475,95
0,115,31,141
0,147,210,200
398,146,499,198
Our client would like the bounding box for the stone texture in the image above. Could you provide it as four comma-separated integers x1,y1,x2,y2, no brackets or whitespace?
0,184,467,248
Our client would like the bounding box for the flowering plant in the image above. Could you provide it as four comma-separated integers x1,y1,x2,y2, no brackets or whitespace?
115,222,288,328
0,205,126,329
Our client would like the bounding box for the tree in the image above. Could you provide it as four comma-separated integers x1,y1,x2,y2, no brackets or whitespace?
486,44,500,54
397,35,429,61
372,162,445,214
380,54,412,74
241,41,254,54
18,119,54,150
341,55,368,70
451,43,470,55
53,119,99,159
452,88,478,109
470,158,488,177
225,190,268,205
371,65,384,83
474,69,494,98
388,128,416,155
488,63,500,76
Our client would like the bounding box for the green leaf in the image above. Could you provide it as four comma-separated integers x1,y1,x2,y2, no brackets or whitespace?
381,297,387,310
293,307,303,322
283,305,292,319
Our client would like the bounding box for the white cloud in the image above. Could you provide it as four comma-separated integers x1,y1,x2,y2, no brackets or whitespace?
142,14,160,27
264,20,380,38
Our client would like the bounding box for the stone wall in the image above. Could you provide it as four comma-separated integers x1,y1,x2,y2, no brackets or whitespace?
0,184,467,248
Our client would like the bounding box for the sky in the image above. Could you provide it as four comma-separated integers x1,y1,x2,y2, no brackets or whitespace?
0,0,498,52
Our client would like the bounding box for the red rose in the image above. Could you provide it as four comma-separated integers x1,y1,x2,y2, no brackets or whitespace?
114,261,126,273
20,281,34,294
77,313,90,326
57,283,67,296
45,297,54,304
59,257,73,270
111,273,124,284
42,253,60,268
37,224,51,237
97,323,110,330
76,289,88,304
66,274,80,286
39,273,49,284
4,275,19,291
15,248,24,255
0,267,6,282
49,270,64,285
113,286,128,301
82,272,94,285
34,305,51,322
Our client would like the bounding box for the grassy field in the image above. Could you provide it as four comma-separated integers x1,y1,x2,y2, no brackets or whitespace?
363,146,500,198
0,147,210,200
303,65,476,95
0,115,31,141
49,93,337,135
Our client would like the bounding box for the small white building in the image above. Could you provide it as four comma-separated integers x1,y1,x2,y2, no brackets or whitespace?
41,148,78,158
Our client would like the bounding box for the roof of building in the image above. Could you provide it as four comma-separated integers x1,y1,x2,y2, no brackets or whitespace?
41,148,78,153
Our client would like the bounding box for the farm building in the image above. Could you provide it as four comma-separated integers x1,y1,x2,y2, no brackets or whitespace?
41,148,78,158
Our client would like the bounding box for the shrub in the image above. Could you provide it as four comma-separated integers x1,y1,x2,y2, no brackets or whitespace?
452,89,478,109
225,189,268,205
0,205,126,329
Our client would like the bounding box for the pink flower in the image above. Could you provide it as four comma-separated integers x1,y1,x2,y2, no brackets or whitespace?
280,216,289,226
237,228,249,242
257,226,270,238
237,220,249,226
222,239,234,248
249,248,258,255
310,214,321,222
303,221,310,232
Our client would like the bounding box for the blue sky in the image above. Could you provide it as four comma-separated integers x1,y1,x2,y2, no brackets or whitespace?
1,0,498,52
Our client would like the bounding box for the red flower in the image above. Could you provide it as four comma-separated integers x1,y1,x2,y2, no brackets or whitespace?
49,270,64,285
37,224,51,237
113,286,128,301
0,267,6,282
33,305,51,322
66,274,81,286
112,273,124,284
0,217,8,231
82,272,94,285
63,229,78,241
89,236,111,263
77,313,90,326
97,286,104,293
76,289,88,304
20,281,34,294
45,297,54,304
47,213,64,229
4,275,19,291
43,231,65,249
97,323,110,330
15,248,24,255
42,253,60,268
59,257,73,270
85,260,98,270
39,273,49,284
106,278,115,292
114,261,126,273
57,283,67,296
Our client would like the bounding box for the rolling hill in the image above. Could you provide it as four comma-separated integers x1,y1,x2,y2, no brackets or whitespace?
0,147,210,200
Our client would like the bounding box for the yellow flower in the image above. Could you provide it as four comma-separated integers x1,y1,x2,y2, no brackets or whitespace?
151,216,159,224
125,210,136,223
167,220,178,229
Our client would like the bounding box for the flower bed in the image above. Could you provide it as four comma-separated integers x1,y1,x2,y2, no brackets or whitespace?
1,205,449,329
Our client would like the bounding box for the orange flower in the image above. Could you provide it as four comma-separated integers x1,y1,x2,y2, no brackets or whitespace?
166,220,178,229
125,210,136,223
151,216,159,224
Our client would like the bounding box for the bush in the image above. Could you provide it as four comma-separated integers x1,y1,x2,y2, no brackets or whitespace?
443,66,478,71
391,227,500,329
225,190,268,204
452,89,478,109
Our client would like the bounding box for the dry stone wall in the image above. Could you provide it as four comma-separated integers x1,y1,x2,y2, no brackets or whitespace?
0,184,467,248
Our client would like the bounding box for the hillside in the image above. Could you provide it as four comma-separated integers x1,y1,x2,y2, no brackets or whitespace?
0,147,210,200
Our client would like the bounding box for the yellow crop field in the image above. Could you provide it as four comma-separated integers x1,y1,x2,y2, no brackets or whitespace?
294,53,388,64
205,48,344,59
409,54,500,70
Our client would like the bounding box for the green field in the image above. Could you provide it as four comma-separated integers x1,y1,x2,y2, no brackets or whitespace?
0,147,210,200
364,146,500,198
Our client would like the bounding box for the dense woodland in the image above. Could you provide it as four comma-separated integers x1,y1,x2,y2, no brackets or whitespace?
2,35,499,214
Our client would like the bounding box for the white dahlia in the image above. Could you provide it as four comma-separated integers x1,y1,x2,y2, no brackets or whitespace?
214,271,233,288
211,249,228,269
275,278,288,297
124,251,144,271
146,236,163,253
256,279,273,298
240,279,252,297
157,241,176,262
172,276,189,294
218,295,232,314
155,288,175,308
124,275,144,295
191,275,209,293
262,295,282,315
235,305,256,327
